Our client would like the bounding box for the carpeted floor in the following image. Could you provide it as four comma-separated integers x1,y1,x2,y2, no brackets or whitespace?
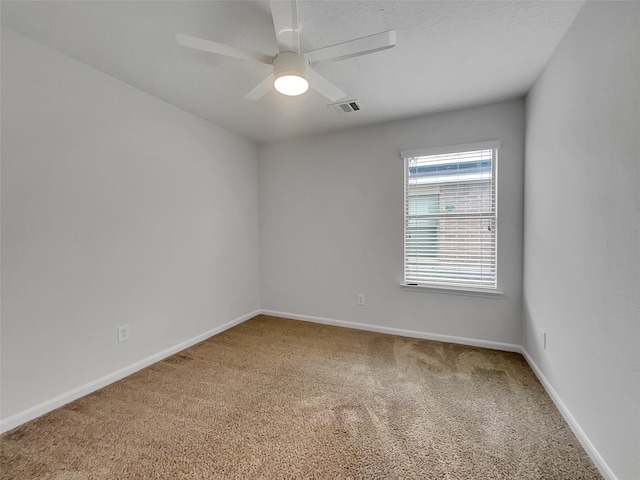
1,315,601,479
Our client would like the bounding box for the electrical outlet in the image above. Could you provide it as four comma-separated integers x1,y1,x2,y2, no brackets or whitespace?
117,325,130,343
357,294,365,306
540,329,547,350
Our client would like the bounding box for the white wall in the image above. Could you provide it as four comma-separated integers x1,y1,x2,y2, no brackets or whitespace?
524,2,640,479
259,99,524,346
0,29,260,423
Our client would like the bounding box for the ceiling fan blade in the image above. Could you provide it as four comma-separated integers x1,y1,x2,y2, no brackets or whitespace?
305,30,396,65
270,0,300,53
245,74,275,101
176,34,273,65
308,68,346,101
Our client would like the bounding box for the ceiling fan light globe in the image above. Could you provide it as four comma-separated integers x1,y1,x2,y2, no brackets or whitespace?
274,74,309,96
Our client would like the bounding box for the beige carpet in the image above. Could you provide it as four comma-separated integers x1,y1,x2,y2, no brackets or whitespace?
1,315,601,479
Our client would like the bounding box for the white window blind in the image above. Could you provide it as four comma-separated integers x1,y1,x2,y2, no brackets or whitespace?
401,141,499,290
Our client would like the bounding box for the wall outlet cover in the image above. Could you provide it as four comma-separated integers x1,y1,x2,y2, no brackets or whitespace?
117,325,130,343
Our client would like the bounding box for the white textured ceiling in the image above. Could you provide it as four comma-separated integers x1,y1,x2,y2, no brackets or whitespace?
1,1,584,143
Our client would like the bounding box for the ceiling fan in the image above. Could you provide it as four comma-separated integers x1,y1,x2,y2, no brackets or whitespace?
176,0,396,101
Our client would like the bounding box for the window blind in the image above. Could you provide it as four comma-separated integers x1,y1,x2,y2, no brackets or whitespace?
402,142,499,289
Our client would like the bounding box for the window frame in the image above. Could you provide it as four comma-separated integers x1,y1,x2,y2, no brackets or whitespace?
400,140,503,297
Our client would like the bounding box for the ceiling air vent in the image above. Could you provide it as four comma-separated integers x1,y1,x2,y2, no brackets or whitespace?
328,100,361,114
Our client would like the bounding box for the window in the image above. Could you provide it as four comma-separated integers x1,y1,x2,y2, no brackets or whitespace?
401,141,499,290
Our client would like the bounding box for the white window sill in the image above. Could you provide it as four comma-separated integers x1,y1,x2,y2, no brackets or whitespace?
400,283,504,298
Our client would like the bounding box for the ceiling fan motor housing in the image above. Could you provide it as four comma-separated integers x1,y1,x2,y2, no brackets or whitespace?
273,52,310,81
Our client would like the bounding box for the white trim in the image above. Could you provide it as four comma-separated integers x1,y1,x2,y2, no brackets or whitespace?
400,283,504,298
400,139,502,159
260,309,520,352
0,308,618,480
0,310,261,434
519,347,617,480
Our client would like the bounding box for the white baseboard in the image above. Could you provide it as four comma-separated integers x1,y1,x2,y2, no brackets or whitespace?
518,348,617,480
1,308,618,480
259,309,522,352
0,310,261,434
